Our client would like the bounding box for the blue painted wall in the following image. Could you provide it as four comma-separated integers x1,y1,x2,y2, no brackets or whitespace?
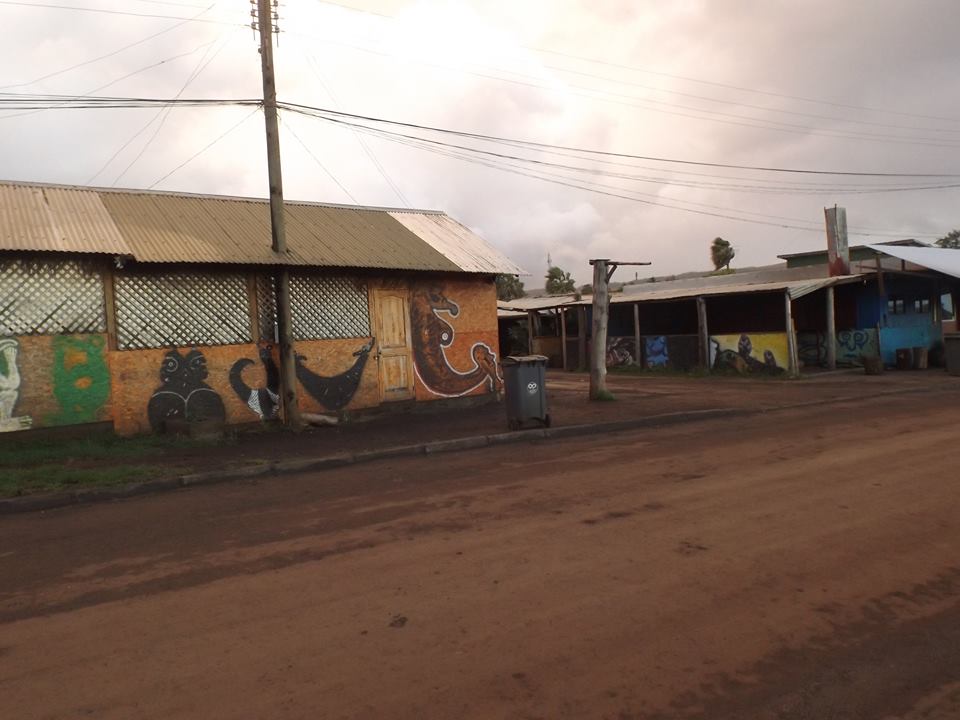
856,277,942,365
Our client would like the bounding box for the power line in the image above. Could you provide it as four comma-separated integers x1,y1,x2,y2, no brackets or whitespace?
148,106,258,188
277,101,960,178
303,54,408,205
304,0,960,126
286,31,960,151
0,2,219,90
288,109,945,238
0,0,242,26
111,33,233,185
279,113,358,203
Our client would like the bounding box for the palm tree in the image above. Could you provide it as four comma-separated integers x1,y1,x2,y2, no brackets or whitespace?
710,237,735,271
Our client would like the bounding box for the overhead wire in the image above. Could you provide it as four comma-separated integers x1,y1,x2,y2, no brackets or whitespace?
279,113,358,203
148,105,258,188
110,31,235,185
0,0,243,26
0,1,219,90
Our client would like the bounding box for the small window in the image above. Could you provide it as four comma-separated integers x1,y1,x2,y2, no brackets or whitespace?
942,293,955,321
887,297,905,315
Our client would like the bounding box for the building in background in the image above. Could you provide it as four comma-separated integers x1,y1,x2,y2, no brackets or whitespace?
0,181,522,435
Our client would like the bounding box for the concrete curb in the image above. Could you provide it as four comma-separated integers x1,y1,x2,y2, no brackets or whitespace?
0,384,950,516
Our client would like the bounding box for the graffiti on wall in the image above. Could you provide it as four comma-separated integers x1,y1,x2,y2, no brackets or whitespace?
50,335,110,425
147,348,226,431
0,338,32,432
798,329,879,367
411,287,501,397
295,338,374,411
644,336,669,368
230,344,280,420
606,337,637,367
711,334,786,374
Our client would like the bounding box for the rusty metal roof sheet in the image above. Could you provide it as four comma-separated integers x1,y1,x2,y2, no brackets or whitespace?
0,183,131,255
0,181,523,274
389,211,524,275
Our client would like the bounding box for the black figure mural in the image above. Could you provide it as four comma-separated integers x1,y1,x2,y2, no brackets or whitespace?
229,344,280,420
712,334,784,375
410,287,501,397
147,348,226,432
295,338,375,411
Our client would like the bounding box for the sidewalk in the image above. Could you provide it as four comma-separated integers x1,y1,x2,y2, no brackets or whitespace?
1,369,956,510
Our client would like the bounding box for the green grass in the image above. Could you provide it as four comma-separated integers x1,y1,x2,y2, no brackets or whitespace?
0,433,219,468
0,433,226,497
0,465,165,497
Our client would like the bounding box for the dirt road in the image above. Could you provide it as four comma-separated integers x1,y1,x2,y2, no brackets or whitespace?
2,388,960,719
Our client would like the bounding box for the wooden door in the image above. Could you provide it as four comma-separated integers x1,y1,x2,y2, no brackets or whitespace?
373,288,415,401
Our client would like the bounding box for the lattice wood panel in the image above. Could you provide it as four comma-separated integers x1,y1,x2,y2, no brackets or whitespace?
290,274,370,340
0,258,106,336
257,275,277,342
115,271,251,349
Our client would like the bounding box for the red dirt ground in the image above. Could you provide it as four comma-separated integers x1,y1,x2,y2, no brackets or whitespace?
1,374,960,718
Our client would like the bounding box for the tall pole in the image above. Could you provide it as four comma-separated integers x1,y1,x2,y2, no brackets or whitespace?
256,0,300,428
589,259,609,400
588,259,651,400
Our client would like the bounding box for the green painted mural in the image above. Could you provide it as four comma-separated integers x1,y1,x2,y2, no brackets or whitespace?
50,335,110,425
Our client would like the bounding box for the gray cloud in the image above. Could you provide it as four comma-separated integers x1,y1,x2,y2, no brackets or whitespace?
1,0,958,284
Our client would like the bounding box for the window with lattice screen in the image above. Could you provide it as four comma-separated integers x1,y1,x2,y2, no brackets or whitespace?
0,258,106,336
114,271,252,349
289,274,370,340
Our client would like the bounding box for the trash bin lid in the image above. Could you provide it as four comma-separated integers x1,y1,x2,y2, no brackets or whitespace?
504,354,549,364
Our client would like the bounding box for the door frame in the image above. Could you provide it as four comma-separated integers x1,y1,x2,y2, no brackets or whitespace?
372,287,415,402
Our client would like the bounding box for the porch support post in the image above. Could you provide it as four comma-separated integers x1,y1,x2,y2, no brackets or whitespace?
697,296,709,370
633,303,641,366
785,291,800,377
578,305,588,370
560,307,568,370
826,285,837,370
526,311,536,355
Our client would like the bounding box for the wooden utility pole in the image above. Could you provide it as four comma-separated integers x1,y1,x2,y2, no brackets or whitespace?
825,285,837,370
256,0,300,428
696,296,709,369
588,259,651,400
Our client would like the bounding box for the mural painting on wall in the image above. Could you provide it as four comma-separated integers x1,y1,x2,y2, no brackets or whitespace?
50,335,110,425
147,348,226,432
798,329,879,367
230,343,280,420
295,338,375,411
838,329,879,364
411,287,502,397
710,334,786,375
644,336,669,368
606,337,636,367
0,338,32,432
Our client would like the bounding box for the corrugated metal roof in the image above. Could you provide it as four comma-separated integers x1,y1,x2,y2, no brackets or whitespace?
390,211,524,275
585,275,864,304
0,183,131,255
0,180,523,274
866,243,960,280
497,295,580,311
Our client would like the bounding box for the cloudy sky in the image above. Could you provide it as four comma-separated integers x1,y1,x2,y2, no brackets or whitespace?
2,0,959,284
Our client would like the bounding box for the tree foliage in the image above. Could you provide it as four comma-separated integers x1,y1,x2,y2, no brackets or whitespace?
936,229,960,249
545,266,576,295
580,283,593,295
710,237,735,271
495,274,526,301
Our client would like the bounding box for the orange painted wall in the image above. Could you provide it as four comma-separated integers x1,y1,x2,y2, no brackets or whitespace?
407,277,502,401
2,275,500,436
109,342,268,435
0,333,112,434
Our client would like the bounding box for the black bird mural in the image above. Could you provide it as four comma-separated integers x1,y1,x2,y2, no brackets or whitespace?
295,338,375,411
229,345,280,420
147,348,226,432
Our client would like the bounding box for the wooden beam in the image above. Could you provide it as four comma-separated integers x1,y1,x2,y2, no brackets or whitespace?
578,305,587,370
785,292,799,377
527,311,535,355
633,303,641,367
247,273,261,344
560,307,568,370
825,285,836,370
697,296,709,370
102,263,119,351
